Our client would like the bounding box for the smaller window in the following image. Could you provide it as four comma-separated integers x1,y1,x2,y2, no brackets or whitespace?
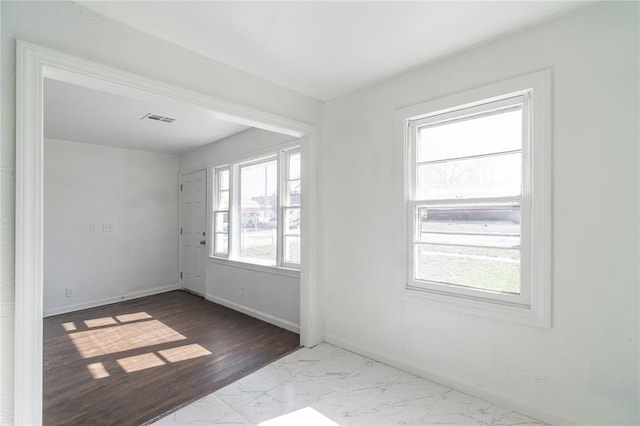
281,150,301,266
213,167,230,256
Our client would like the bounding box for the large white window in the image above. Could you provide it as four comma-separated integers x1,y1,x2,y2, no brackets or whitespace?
399,71,551,327
212,146,301,269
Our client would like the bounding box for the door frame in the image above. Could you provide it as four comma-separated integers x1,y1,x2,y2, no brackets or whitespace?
15,40,321,425
179,169,208,297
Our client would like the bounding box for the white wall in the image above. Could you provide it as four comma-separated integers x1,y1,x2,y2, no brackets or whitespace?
321,2,639,425
44,139,179,315
181,128,300,332
1,2,321,422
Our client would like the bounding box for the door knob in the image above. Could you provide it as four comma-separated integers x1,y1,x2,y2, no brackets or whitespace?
200,240,206,245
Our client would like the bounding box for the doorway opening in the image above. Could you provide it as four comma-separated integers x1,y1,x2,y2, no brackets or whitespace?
15,40,320,425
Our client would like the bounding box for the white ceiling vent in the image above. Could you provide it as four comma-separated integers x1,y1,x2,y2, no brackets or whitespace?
141,113,176,123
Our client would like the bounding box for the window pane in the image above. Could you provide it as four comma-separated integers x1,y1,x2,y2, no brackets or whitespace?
218,169,229,191
239,228,277,265
417,108,522,163
218,189,229,210
288,152,301,180
287,180,301,206
284,208,300,235
284,236,301,264
214,212,228,234
416,205,520,248
240,159,278,229
214,233,228,255
417,153,521,200
239,159,277,264
415,244,520,294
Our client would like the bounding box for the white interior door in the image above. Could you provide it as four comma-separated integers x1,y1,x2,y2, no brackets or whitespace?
181,169,207,295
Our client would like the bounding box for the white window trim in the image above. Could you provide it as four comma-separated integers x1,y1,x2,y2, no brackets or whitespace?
280,147,301,269
210,143,302,271
395,70,552,328
212,166,230,258
208,255,300,279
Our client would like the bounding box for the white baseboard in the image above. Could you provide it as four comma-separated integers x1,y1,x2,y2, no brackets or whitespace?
324,333,580,426
206,294,300,334
43,283,180,317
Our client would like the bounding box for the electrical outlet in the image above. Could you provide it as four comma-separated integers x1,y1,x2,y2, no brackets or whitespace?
65,288,75,297
103,223,113,232
89,224,96,233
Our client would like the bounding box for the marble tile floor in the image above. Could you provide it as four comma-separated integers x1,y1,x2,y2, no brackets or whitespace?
153,343,548,426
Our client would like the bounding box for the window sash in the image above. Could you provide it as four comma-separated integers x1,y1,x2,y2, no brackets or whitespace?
236,157,278,266
412,199,522,245
280,148,301,268
410,95,526,129
408,93,531,306
212,210,229,256
213,167,230,257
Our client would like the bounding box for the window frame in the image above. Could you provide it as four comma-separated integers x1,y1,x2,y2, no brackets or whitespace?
408,94,530,306
212,166,230,258
280,148,301,269
396,70,551,327
235,154,279,265
211,144,302,271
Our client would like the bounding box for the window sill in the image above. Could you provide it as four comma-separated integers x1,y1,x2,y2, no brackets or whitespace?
397,284,550,328
208,256,301,279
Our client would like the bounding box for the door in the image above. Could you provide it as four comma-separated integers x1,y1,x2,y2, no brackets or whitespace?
181,169,207,295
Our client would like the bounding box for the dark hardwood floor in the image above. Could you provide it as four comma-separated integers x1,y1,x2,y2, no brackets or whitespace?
43,290,300,425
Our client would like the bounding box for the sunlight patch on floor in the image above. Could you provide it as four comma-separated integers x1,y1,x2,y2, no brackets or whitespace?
159,344,212,363
62,312,214,379
117,352,166,373
69,320,186,358
87,362,110,379
259,407,338,426
84,316,118,328
62,322,77,331
116,312,152,322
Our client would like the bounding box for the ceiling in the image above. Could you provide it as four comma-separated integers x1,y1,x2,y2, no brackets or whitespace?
44,78,249,155
78,1,592,101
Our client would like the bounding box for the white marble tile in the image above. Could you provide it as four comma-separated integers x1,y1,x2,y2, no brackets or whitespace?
491,407,549,426
236,380,336,424
215,363,295,410
427,390,496,416
421,412,495,426
154,394,251,425
376,372,451,407
328,359,404,396
152,343,550,426
328,411,399,426
283,343,340,362
258,406,340,426
309,347,372,377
